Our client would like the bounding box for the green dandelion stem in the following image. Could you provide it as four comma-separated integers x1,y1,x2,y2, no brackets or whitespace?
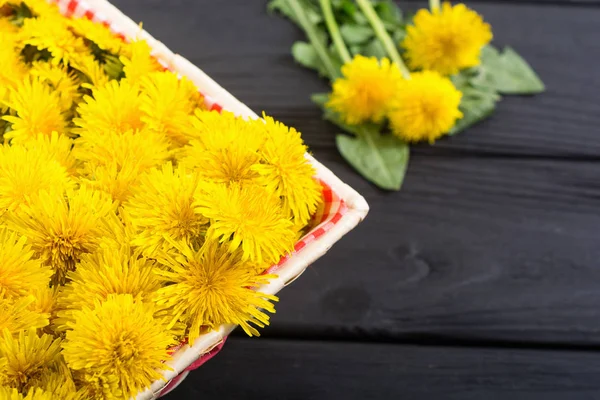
355,0,410,79
319,0,352,63
430,0,441,11
287,0,340,79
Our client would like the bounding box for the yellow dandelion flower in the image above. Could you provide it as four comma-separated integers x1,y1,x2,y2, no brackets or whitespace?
0,387,54,400
327,55,404,125
254,115,321,227
6,186,116,285
140,72,203,147
27,287,57,335
0,386,20,400
68,17,124,54
75,128,170,170
74,79,144,136
0,34,28,90
124,163,207,256
73,371,121,400
2,78,67,144
75,128,171,203
183,110,265,185
19,17,86,65
69,53,110,88
62,294,173,399
0,144,73,212
195,182,296,265
402,2,493,75
155,240,278,342
21,132,78,176
56,246,161,329
0,228,51,299
22,0,62,18
78,162,142,205
29,62,80,112
0,18,18,35
29,361,79,400
0,295,48,336
0,329,62,390
120,40,162,85
388,71,463,143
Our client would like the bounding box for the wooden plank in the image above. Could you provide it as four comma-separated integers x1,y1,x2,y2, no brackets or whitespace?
164,337,600,400
250,154,600,346
110,0,600,157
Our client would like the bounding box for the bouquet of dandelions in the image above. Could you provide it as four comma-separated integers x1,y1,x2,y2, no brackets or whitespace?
269,0,545,190
0,0,324,398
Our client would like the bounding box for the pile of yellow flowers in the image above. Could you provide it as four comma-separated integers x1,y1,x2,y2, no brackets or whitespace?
0,0,323,398
271,0,544,190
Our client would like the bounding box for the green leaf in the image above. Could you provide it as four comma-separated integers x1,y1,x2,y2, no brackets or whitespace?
268,0,323,25
340,23,373,45
450,86,499,135
374,0,403,28
480,45,545,95
337,129,409,191
292,42,342,78
361,38,387,58
449,67,501,135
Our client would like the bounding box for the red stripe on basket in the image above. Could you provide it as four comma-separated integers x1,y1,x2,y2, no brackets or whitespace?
84,9,94,19
210,103,223,112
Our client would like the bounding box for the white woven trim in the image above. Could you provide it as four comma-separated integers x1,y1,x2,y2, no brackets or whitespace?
65,1,369,398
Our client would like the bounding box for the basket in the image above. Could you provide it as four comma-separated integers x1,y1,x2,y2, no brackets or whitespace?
48,0,370,397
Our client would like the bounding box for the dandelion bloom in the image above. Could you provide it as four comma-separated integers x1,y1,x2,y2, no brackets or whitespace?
140,72,204,147
0,329,62,390
74,79,145,136
0,228,51,299
68,16,125,54
6,186,115,285
19,16,86,65
69,53,110,88
3,78,67,143
327,55,404,125
124,163,207,256
62,294,173,398
155,240,278,343
388,71,463,143
0,386,55,400
56,246,161,330
402,2,493,75
254,115,322,228
21,132,78,176
0,144,73,212
0,296,49,335
183,110,265,186
195,182,296,265
0,34,28,90
29,62,80,112
120,40,163,84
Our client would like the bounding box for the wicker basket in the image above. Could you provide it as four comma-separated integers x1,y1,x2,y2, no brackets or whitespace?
48,0,369,397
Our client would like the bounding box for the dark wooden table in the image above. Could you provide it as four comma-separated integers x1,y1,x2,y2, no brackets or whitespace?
110,0,600,398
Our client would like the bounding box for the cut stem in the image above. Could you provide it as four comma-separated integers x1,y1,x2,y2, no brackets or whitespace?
287,0,340,79
355,0,410,78
319,0,352,63
430,0,441,11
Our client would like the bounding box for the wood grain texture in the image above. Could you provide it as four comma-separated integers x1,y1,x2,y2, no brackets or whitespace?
164,338,600,400
256,155,600,346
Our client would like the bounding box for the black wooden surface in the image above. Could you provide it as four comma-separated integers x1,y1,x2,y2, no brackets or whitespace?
108,0,600,398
